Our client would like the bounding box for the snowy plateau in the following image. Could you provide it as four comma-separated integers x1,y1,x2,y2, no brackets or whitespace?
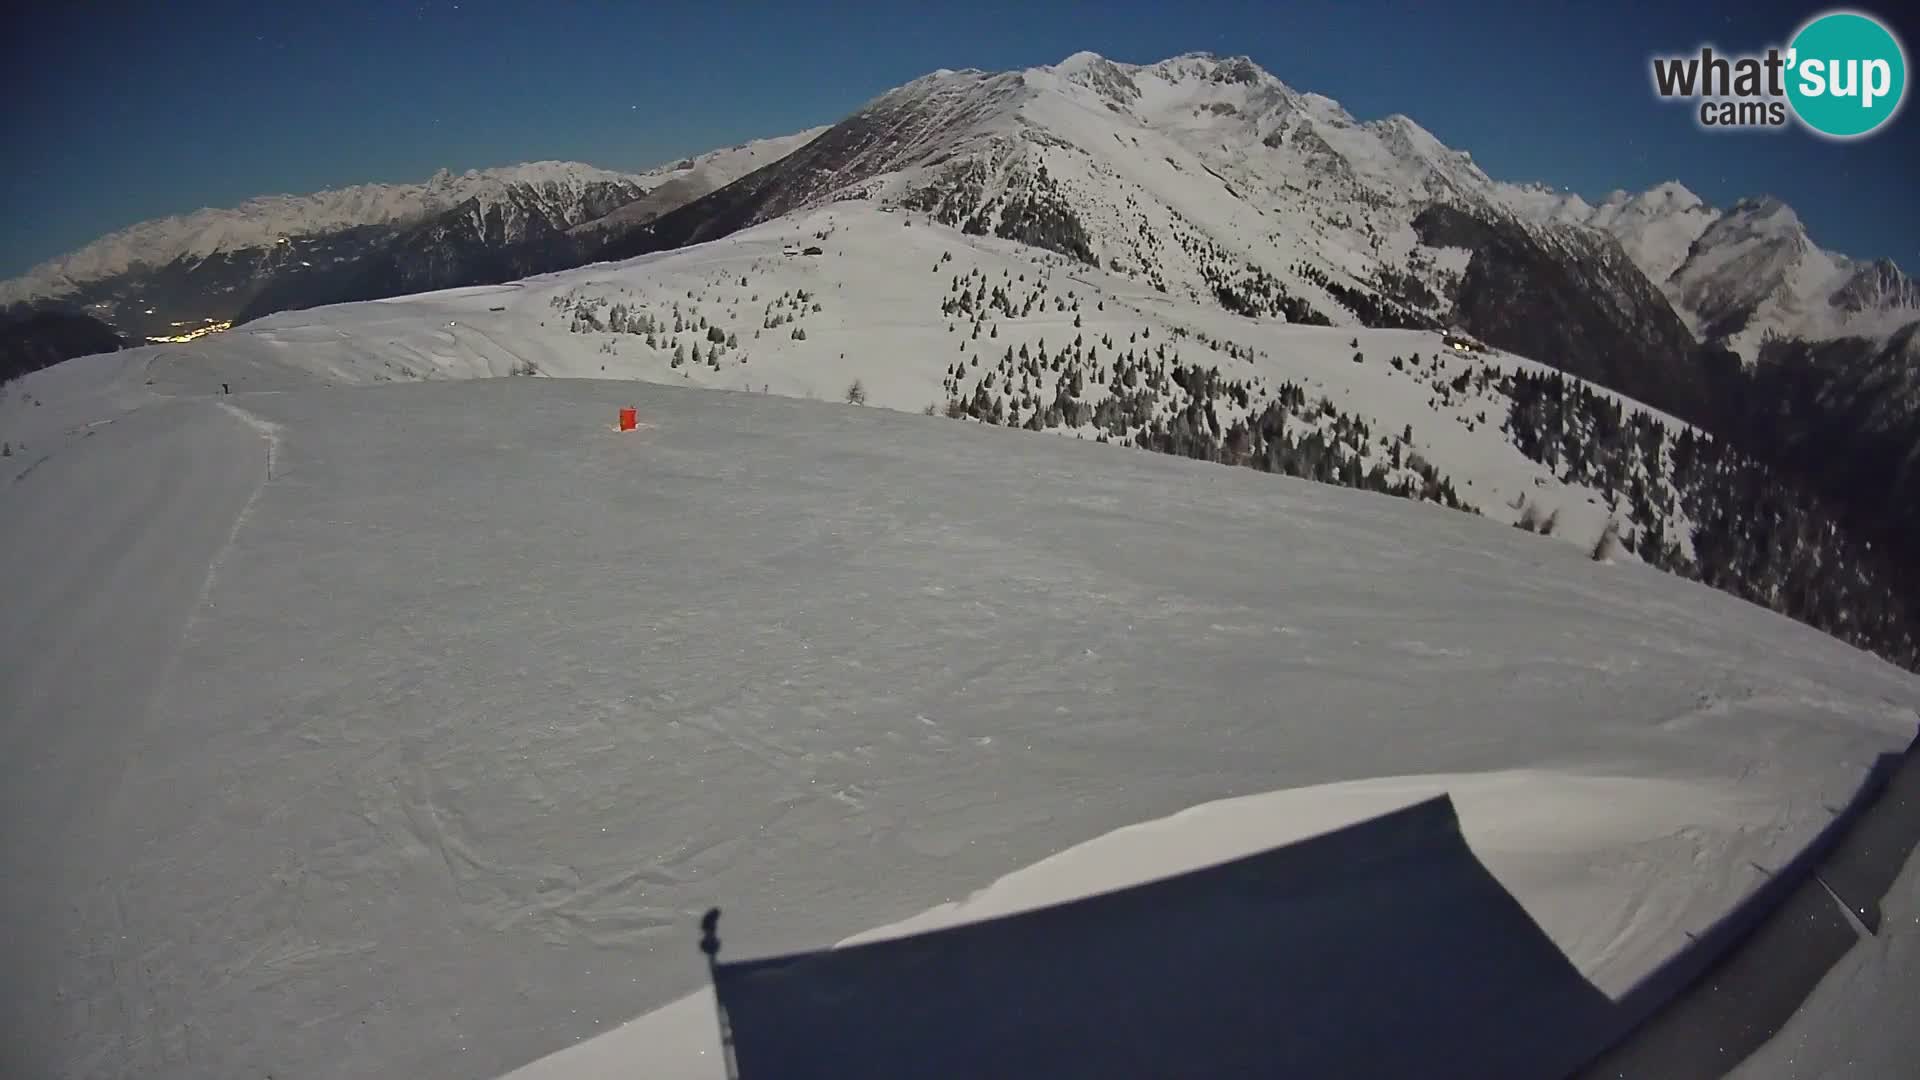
1,50,1918,1080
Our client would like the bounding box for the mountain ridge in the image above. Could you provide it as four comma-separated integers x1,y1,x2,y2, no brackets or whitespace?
578,51,1914,554
599,52,1725,420
2,160,650,301
0,129,828,337
598,51,1913,369
7,52,1910,364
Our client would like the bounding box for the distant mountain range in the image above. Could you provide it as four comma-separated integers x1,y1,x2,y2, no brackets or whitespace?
0,131,824,347
1578,185,1919,357
7,54,1914,372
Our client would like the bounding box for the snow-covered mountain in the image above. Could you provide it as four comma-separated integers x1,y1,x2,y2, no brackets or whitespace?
582,50,1915,607
0,161,653,330
0,130,825,340
1544,179,1920,566
1582,182,1717,287
3,161,649,300
600,52,1913,410
569,129,829,236
15,50,1911,408
1567,184,1920,361
13,49,1911,389
609,51,1711,420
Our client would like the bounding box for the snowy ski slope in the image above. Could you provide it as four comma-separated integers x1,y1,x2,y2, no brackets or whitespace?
1,356,1915,1078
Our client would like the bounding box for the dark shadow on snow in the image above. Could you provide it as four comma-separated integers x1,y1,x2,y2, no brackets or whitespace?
695,728,1920,1080
700,795,1621,1080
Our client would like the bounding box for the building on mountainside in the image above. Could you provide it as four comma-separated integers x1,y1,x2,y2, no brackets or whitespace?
783,246,800,257
803,246,824,256
1442,330,1485,354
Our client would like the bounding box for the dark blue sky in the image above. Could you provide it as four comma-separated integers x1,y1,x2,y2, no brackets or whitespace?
4,0,1915,277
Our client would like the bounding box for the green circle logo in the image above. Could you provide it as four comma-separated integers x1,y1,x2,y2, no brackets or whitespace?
1786,10,1907,138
